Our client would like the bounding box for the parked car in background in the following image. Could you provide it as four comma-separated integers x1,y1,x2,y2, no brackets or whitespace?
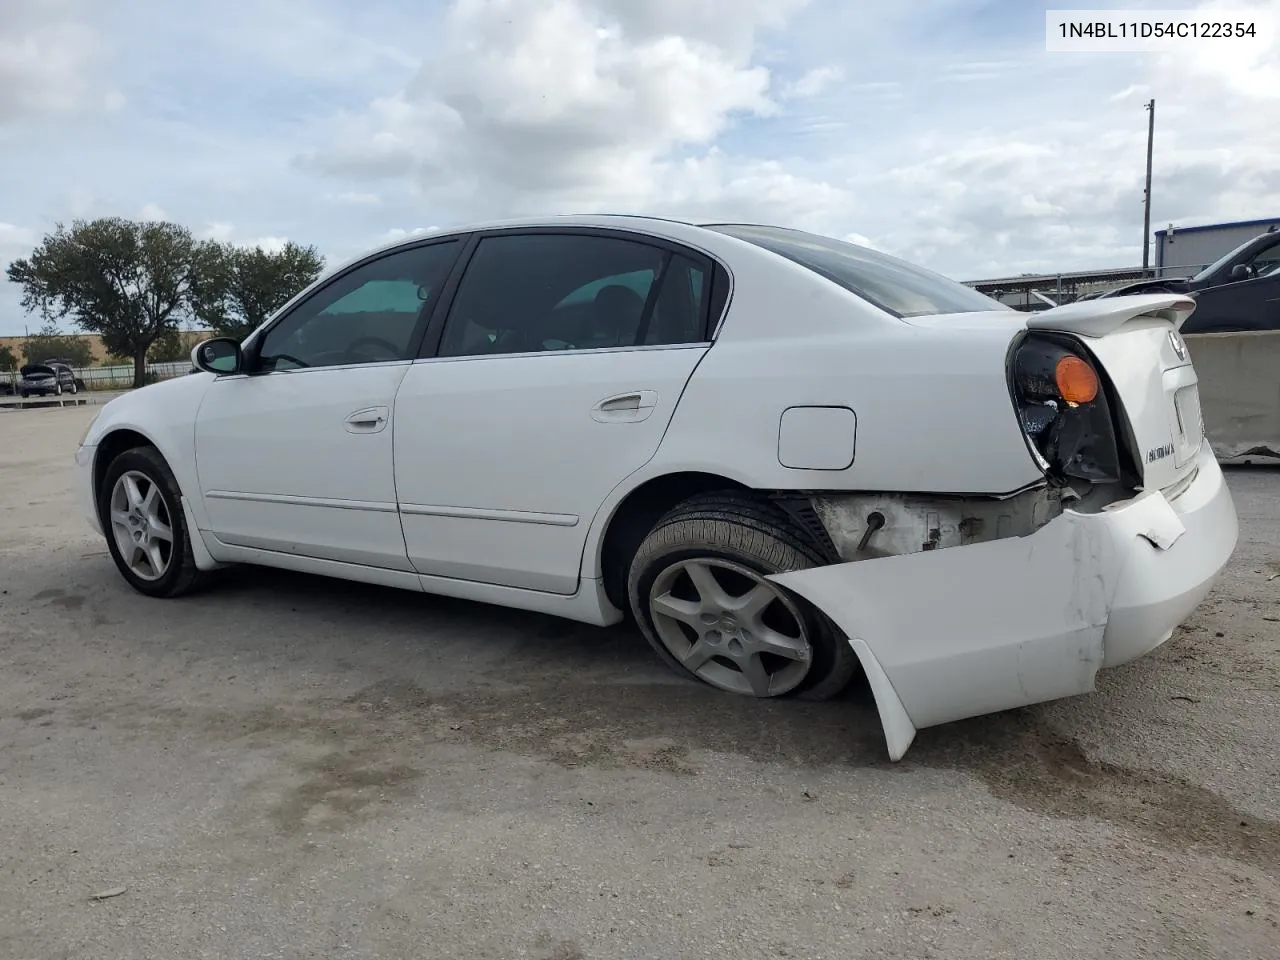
74,215,1237,761
18,362,79,397
40,357,88,391
1094,228,1280,333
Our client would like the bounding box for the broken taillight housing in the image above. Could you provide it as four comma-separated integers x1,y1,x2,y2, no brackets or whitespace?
1009,333,1127,485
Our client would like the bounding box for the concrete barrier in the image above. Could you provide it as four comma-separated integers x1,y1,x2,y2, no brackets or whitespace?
1186,330,1280,461
0,391,127,412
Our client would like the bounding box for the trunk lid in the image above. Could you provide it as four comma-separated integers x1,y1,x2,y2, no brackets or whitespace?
1026,294,1203,491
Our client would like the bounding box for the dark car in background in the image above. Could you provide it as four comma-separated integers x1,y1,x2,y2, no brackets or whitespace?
18,362,79,397
1095,229,1280,333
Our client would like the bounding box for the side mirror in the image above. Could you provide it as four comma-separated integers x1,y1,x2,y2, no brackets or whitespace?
191,337,243,375
1230,263,1250,281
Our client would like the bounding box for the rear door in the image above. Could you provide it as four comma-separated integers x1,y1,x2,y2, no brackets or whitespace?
392,229,716,594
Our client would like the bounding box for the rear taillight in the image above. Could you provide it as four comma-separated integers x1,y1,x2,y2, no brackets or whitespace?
1009,333,1125,485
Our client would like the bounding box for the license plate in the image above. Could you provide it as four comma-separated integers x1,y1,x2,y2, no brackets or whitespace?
1174,384,1202,443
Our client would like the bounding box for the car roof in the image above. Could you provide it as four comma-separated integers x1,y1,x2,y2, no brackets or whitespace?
346,213,770,264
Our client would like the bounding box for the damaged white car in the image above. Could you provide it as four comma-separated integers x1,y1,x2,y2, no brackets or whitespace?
74,215,1239,760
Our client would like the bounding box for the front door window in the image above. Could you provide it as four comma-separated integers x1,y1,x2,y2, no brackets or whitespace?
255,240,460,371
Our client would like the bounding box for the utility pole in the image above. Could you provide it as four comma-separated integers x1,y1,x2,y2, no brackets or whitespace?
1142,98,1155,275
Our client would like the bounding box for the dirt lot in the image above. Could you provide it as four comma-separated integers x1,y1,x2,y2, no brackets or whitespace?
2,406,1278,960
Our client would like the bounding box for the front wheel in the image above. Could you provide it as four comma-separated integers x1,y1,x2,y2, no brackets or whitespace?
99,445,208,598
627,492,858,701
69,381,78,395
55,383,62,395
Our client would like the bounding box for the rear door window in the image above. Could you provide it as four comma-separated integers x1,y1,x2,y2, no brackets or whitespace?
436,233,710,358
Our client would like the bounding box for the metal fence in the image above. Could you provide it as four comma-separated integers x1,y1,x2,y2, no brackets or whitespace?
2,360,191,392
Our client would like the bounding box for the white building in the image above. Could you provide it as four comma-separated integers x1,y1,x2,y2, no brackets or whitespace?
1156,217,1280,277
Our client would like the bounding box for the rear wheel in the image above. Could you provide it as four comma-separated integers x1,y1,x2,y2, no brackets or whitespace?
55,383,62,396
627,492,858,701
99,445,208,598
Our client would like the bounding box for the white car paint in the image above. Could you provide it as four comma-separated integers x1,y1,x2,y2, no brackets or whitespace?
74,214,1238,760
194,361,414,571
392,344,709,595
773,443,1236,760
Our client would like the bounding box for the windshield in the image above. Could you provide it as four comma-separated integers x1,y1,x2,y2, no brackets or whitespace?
704,223,1009,318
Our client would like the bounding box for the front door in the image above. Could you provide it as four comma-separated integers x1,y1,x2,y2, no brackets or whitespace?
194,238,463,569
393,230,716,594
1189,272,1280,333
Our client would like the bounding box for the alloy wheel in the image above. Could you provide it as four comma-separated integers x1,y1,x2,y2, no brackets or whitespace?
647,557,813,697
108,470,175,582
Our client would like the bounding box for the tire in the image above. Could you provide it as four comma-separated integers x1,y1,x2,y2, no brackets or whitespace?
55,383,62,396
98,445,208,598
627,491,858,701
69,381,78,395
20,391,27,399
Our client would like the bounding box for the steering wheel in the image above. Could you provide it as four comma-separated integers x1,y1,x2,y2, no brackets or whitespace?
261,352,310,370
343,336,402,364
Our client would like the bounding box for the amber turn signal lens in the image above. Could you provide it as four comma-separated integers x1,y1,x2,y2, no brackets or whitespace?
1054,355,1099,405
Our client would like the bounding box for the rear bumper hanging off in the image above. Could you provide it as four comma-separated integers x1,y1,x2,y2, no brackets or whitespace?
769,444,1238,761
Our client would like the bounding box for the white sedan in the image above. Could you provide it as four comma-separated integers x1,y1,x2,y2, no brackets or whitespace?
74,215,1239,760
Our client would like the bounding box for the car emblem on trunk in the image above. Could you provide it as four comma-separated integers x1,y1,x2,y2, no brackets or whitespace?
1168,329,1187,361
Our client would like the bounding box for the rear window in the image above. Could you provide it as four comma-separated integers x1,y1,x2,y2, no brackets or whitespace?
20,365,54,376
704,223,1008,318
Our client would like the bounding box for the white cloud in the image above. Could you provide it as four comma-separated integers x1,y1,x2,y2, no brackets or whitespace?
382,226,439,241
200,222,236,242
0,224,40,328
783,65,844,99
298,0,818,219
243,236,289,254
328,191,383,206
139,202,167,221
0,0,105,124
1110,84,1147,102
0,223,38,248
196,224,295,253
64,187,96,218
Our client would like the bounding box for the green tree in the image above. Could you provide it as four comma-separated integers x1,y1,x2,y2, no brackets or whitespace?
147,326,191,362
0,343,17,372
192,241,325,341
6,217,203,388
21,321,94,367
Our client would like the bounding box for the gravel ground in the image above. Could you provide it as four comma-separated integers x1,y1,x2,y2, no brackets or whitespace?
2,406,1278,960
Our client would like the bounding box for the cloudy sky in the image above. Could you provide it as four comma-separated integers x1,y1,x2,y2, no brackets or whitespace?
1,0,1277,335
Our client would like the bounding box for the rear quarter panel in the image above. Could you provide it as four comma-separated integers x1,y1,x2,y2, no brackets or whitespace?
648,248,1043,494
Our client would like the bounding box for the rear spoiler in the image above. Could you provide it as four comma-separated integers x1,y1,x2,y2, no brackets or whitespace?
1026,293,1196,338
